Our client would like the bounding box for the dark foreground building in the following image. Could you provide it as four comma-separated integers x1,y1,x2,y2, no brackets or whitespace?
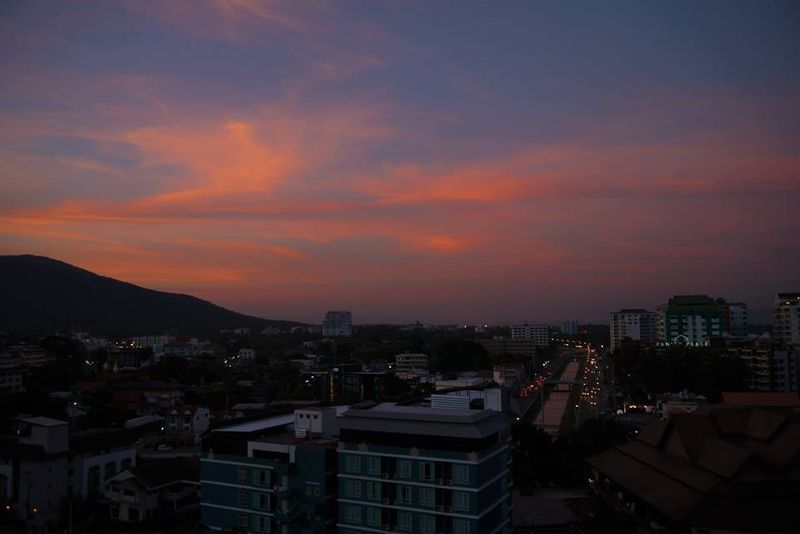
586,404,800,533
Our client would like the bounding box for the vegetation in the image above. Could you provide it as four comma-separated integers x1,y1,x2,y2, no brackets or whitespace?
613,342,749,403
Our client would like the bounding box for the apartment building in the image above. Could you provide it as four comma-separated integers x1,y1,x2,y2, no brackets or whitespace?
322,311,353,337
337,403,512,534
657,295,726,346
201,410,341,533
394,353,429,372
510,324,549,347
774,292,800,345
609,309,657,351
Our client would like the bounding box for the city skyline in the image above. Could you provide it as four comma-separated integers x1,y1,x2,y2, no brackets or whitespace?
1,1,799,324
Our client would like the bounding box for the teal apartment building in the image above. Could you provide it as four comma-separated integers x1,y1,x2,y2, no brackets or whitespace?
336,404,512,534
201,408,341,533
657,295,728,346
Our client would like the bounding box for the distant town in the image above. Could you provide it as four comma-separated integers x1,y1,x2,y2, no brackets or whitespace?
0,292,798,533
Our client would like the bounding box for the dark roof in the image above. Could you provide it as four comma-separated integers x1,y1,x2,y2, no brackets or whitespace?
70,428,136,454
586,407,800,531
130,457,200,488
341,403,509,439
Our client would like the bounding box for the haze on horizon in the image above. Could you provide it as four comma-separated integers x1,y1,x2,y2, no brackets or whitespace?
1,1,799,325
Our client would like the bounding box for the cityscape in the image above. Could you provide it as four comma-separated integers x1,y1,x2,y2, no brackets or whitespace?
1,2,799,534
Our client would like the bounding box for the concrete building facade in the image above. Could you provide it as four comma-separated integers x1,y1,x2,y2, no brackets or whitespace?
609,309,657,351
337,403,512,534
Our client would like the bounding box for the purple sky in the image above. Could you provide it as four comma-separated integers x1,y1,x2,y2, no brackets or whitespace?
1,1,799,324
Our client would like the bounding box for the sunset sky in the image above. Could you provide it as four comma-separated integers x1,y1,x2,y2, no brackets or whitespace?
1,1,799,324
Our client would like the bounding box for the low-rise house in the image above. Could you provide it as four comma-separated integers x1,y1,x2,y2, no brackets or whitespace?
165,406,211,446
105,457,200,523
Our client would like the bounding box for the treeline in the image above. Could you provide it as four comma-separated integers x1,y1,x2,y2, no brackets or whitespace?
613,343,749,403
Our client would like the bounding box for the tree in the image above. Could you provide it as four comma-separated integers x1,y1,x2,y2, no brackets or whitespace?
430,338,491,373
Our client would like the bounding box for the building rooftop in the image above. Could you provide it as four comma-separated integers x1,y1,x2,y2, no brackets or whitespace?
210,413,295,434
340,402,508,440
18,416,68,427
586,406,800,531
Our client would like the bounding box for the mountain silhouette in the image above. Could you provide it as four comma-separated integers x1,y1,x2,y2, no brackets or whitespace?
0,255,296,334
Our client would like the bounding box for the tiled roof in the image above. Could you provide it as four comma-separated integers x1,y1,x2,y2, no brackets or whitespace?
586,406,800,531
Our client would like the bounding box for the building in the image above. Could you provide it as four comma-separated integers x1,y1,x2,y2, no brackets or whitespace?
657,295,726,346
434,374,487,391
105,457,199,523
238,348,257,361
654,391,707,420
586,406,800,532
0,352,24,393
165,406,211,446
0,417,70,530
69,428,138,500
430,387,509,413
560,320,579,336
201,409,340,533
510,324,549,346
130,334,173,356
107,381,185,416
337,403,513,534
720,339,800,392
774,292,800,345
492,363,526,388
609,309,657,351
725,302,748,337
477,338,537,358
771,346,800,392
5,344,52,368
394,353,428,371
322,311,353,337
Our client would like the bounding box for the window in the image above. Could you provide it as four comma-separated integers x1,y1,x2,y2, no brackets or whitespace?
398,485,412,505
419,461,434,481
344,455,361,473
239,490,249,507
419,487,435,506
238,512,249,528
366,481,381,500
366,456,381,475
366,506,381,527
345,479,362,498
256,493,269,510
254,469,270,486
454,519,471,534
397,459,412,479
397,511,412,532
344,504,361,524
239,468,248,483
453,464,470,484
420,514,435,534
255,515,270,533
453,490,469,511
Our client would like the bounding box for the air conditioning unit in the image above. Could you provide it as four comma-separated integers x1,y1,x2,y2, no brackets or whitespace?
382,525,391,532
436,478,444,485
436,505,445,512
445,506,452,512
382,498,390,504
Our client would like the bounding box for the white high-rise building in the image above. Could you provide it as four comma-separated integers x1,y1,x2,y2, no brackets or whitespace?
774,293,800,345
510,323,549,346
610,309,657,351
322,310,352,337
